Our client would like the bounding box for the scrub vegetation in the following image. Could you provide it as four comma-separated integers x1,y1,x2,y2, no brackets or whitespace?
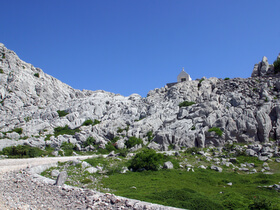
179,101,196,107
41,146,280,210
0,144,54,158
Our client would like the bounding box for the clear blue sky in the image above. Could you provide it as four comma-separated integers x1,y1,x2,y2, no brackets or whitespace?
1,0,279,97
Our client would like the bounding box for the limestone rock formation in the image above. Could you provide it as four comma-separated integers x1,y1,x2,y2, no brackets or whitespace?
0,43,280,152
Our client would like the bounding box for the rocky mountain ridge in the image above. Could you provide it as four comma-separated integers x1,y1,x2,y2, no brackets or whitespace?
0,43,280,152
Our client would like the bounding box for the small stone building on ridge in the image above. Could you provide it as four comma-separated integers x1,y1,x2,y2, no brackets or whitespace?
177,67,192,82
167,68,192,87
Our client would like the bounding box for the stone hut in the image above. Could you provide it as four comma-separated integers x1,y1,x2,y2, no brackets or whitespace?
166,68,192,88
177,67,191,82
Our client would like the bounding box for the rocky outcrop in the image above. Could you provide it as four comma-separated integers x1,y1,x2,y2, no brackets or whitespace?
251,56,274,77
0,43,280,152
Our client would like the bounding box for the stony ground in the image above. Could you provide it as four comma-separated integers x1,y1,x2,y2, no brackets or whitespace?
0,157,181,210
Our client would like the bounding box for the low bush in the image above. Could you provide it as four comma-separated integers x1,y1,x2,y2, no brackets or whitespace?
54,125,80,137
44,134,52,141
198,78,204,89
111,136,120,143
57,110,68,117
0,69,4,74
208,127,223,137
95,142,116,154
61,142,75,156
179,101,196,108
3,127,23,135
125,136,143,148
13,127,23,135
0,145,45,158
24,116,31,122
83,136,95,147
199,78,204,84
82,119,100,126
118,149,129,157
117,126,129,134
129,149,165,171
185,147,199,154
34,73,40,78
146,131,154,141
224,77,230,80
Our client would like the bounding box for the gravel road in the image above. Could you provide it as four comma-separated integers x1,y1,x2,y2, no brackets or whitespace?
0,155,95,174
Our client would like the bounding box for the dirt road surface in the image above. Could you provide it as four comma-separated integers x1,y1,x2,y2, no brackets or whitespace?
0,155,96,174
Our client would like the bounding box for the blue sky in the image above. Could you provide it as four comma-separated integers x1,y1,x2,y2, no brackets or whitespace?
1,1,280,97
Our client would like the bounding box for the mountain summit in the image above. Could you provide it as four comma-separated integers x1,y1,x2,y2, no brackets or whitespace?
0,43,280,152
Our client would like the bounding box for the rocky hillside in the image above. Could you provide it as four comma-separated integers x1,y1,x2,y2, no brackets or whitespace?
0,43,280,152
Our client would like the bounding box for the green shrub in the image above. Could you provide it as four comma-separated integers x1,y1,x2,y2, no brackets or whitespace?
0,145,45,158
125,136,143,148
208,127,223,137
224,77,230,80
45,145,55,154
0,69,3,74
83,136,95,147
54,125,80,137
44,134,52,141
105,143,116,152
96,142,117,154
117,127,123,133
147,131,154,141
34,73,40,78
117,126,129,133
24,116,31,122
168,144,175,150
273,57,280,74
82,119,100,126
2,53,5,59
199,78,204,84
248,196,273,210
185,147,199,154
61,142,75,156
118,149,129,157
111,136,120,143
12,127,23,135
224,142,234,151
179,101,196,108
57,110,68,117
129,149,165,171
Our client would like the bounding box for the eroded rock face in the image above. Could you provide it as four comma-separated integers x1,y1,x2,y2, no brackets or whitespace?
0,43,280,151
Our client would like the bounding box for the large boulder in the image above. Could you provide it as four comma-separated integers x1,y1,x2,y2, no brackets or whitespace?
55,171,68,186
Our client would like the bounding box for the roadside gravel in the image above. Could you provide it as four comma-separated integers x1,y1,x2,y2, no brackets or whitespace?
0,156,182,210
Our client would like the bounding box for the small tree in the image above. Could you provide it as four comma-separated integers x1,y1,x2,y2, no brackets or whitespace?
273,57,280,74
129,149,164,171
83,136,95,147
125,136,143,148
208,127,223,137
